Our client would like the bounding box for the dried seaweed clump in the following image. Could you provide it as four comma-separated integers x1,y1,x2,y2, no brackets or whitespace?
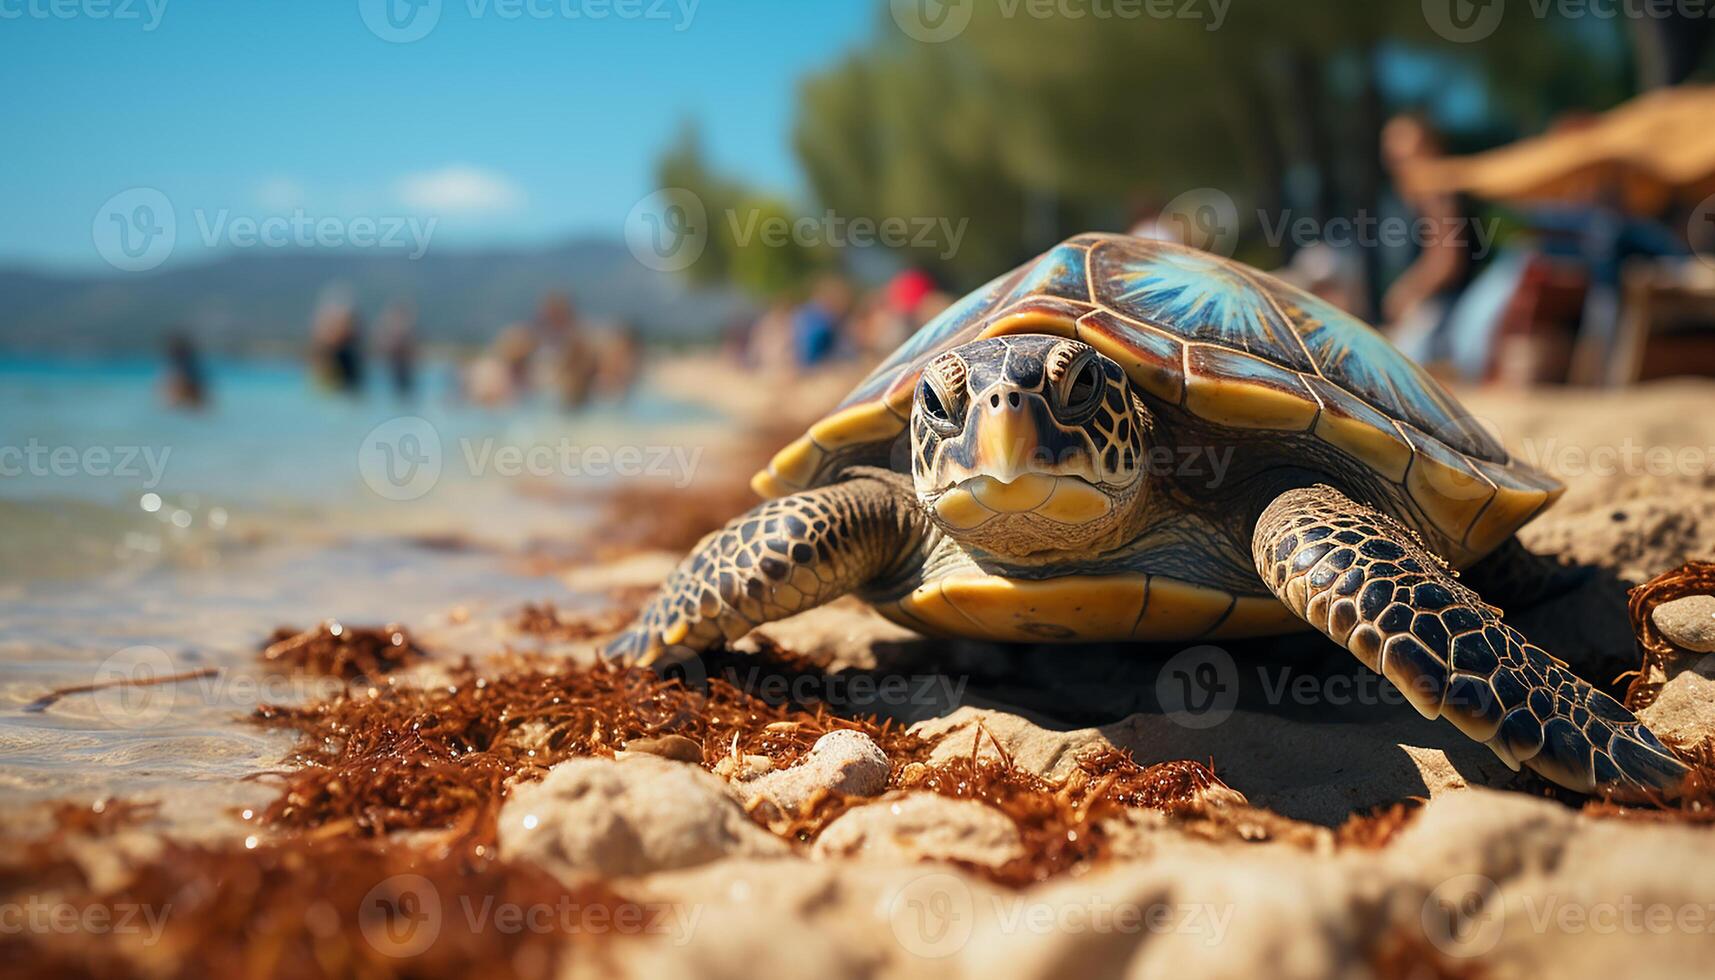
866,739,1225,888
1335,800,1424,850
2,821,640,980
261,620,426,680
1367,927,1489,980
46,798,160,838
1623,560,1715,710
512,588,653,643
250,654,931,840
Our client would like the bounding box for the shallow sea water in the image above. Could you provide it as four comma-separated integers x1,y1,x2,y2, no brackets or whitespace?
0,356,724,834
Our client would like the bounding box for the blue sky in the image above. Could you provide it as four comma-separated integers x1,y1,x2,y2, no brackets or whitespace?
0,0,877,273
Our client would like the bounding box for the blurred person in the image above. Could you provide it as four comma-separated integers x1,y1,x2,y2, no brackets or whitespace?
537,291,598,410
159,330,207,410
464,323,537,407
1528,197,1688,383
596,322,644,401
1379,114,1481,366
745,299,796,373
852,267,942,361
791,275,854,368
376,301,419,400
308,296,366,394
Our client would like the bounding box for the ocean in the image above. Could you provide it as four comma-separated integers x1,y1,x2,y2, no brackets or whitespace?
0,355,723,828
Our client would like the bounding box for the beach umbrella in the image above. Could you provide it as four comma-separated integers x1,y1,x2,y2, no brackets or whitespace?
1406,85,1715,215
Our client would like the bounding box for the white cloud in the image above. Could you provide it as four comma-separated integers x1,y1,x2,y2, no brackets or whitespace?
395,166,525,213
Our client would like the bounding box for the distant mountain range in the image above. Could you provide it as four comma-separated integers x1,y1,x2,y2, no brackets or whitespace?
0,239,746,355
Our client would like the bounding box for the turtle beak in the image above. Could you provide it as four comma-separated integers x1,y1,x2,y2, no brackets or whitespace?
969,385,1048,485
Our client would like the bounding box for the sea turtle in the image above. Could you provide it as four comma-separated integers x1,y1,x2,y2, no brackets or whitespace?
609,232,1689,797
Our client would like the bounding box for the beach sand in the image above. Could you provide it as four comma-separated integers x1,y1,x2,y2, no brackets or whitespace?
7,358,1715,977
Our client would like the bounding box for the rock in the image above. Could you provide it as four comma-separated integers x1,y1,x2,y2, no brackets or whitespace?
572,859,995,980
1653,594,1715,653
1639,653,1715,746
620,734,704,763
499,756,787,880
811,793,1024,866
733,730,889,813
914,706,1113,781
580,791,1715,980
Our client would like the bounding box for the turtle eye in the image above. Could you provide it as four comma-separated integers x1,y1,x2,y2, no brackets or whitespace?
1059,356,1103,419
918,377,962,433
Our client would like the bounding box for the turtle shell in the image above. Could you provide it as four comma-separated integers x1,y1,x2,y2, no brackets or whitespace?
753,233,1561,562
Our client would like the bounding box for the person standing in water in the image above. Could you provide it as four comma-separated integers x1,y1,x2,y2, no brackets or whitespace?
538,291,597,410
309,296,366,394
376,301,419,400
160,331,207,410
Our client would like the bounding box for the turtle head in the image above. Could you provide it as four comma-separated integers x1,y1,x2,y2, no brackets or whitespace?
909,335,1152,559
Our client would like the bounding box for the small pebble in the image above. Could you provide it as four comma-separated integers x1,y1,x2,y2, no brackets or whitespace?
620,734,704,763
736,729,890,813
1653,595,1715,654
713,753,775,780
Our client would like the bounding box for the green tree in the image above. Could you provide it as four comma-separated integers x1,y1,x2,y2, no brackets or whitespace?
788,2,1633,293
654,123,828,299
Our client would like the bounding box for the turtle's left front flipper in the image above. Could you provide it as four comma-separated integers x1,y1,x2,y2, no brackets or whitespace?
606,473,926,665
1252,484,1689,797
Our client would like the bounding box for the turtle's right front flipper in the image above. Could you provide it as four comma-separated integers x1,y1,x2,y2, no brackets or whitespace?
606,475,926,665
1252,484,1690,798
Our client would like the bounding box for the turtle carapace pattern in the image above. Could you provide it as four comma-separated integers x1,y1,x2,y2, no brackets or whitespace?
607,233,1689,799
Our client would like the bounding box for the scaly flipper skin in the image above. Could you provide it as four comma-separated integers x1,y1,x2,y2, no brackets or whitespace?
1253,484,1689,797
606,473,926,665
